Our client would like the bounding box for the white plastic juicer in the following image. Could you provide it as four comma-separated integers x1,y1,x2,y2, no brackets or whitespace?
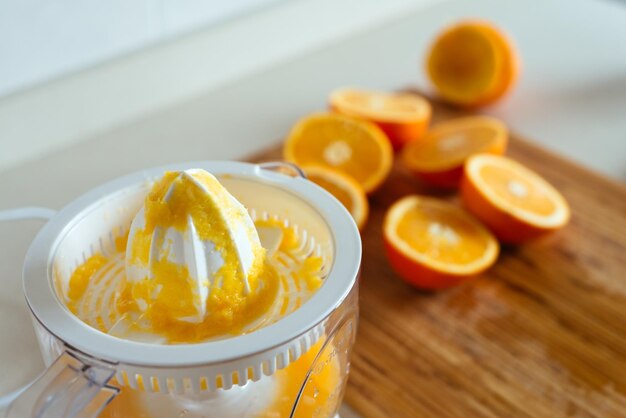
4,161,361,418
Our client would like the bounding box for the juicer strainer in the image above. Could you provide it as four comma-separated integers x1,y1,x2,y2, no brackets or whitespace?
2,161,361,418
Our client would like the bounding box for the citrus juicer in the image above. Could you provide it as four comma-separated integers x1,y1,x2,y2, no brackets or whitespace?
3,161,361,418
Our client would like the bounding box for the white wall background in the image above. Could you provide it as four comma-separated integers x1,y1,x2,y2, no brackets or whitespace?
0,0,281,97
0,0,435,172
0,0,624,178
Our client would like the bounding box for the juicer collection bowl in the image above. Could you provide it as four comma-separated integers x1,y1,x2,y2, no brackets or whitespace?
5,161,361,418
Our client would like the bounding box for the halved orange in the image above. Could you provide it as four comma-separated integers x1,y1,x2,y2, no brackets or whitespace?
383,195,499,289
304,165,369,230
427,20,519,108
284,113,393,193
461,154,570,243
402,116,507,188
329,88,432,151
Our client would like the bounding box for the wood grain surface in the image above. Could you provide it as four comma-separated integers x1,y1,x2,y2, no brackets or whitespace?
250,94,626,418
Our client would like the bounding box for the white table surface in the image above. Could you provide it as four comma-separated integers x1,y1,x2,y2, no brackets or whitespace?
1,0,625,415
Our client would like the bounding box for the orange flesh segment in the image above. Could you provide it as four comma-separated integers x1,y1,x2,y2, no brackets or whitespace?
384,196,498,278
428,25,500,102
403,117,506,171
284,114,392,192
331,89,430,122
393,199,493,267
304,166,368,229
461,155,570,244
473,24,519,106
310,175,354,210
478,164,556,217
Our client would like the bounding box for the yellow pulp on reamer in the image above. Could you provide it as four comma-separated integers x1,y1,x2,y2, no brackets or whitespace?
67,171,323,343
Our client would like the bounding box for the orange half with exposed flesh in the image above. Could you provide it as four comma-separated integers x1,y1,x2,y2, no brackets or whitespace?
461,154,570,243
329,88,432,151
402,116,507,188
304,165,369,230
383,195,499,289
427,20,519,108
284,113,393,193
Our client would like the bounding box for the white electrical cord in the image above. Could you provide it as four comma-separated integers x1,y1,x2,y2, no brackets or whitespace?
0,207,56,222
0,207,55,413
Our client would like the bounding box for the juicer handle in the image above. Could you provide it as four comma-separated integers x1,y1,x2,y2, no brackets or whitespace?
257,162,306,179
0,207,56,222
5,351,119,418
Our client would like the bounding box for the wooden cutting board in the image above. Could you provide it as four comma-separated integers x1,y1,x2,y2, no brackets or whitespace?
249,94,626,418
